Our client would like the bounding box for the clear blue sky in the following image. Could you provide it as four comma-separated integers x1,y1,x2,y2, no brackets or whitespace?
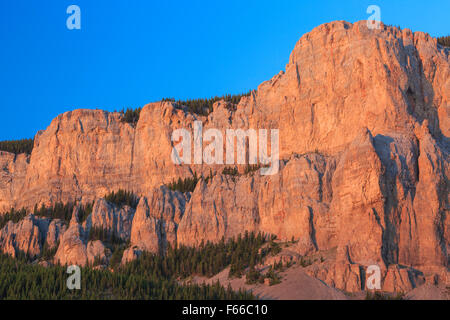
0,0,449,140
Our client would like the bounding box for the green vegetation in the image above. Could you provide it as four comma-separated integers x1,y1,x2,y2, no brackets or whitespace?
89,227,125,246
0,189,138,232
109,246,126,269
0,208,27,229
437,35,450,47
0,202,92,228
40,242,58,261
244,164,262,175
265,268,282,286
222,166,239,176
365,291,405,300
1,190,137,230
0,139,34,155
298,256,314,267
120,107,142,127
0,253,253,300
167,173,200,193
204,168,215,184
0,231,268,299
0,196,134,231
83,217,128,266
268,239,282,256
0,229,275,299
118,92,252,125
0,190,137,232
223,165,267,178
245,260,290,286
123,231,270,281
33,202,93,225
104,189,139,209
163,91,252,116
245,266,282,286
245,266,265,285
88,226,128,266
226,232,270,278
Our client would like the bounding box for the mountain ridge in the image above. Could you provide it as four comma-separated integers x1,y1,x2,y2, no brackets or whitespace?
0,20,448,294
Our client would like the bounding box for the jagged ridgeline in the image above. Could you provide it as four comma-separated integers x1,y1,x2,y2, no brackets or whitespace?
0,138,34,155
1,22,449,297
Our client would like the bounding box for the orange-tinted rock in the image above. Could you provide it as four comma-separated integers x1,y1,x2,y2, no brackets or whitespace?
86,198,135,241
0,152,29,212
87,240,109,266
129,186,188,253
0,21,448,293
382,265,414,292
54,207,88,266
0,214,51,258
121,247,142,265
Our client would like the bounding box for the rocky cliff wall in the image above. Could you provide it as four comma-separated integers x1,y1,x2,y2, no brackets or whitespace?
0,20,448,292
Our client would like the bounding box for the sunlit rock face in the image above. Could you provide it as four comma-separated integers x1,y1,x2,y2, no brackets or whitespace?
0,21,448,291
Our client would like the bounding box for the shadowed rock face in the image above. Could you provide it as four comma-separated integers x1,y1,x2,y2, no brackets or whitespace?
0,215,50,258
86,198,135,241
0,21,448,292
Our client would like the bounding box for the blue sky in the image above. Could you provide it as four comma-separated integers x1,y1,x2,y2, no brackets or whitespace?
0,0,449,140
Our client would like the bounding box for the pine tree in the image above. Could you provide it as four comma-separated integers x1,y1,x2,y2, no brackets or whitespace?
0,139,34,155
437,35,450,47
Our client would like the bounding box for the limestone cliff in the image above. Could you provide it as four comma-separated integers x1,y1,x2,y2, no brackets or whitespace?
0,21,448,293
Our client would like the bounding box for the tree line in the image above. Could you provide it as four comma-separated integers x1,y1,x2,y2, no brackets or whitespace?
167,173,200,193
166,166,263,193
0,92,252,155
0,202,93,231
0,253,253,300
89,226,128,267
121,231,274,280
120,107,142,127
0,208,27,229
33,201,93,224
0,190,139,232
0,228,267,300
0,139,34,155
437,35,450,47
0,197,282,299
162,91,252,116
104,189,139,209
117,91,252,127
